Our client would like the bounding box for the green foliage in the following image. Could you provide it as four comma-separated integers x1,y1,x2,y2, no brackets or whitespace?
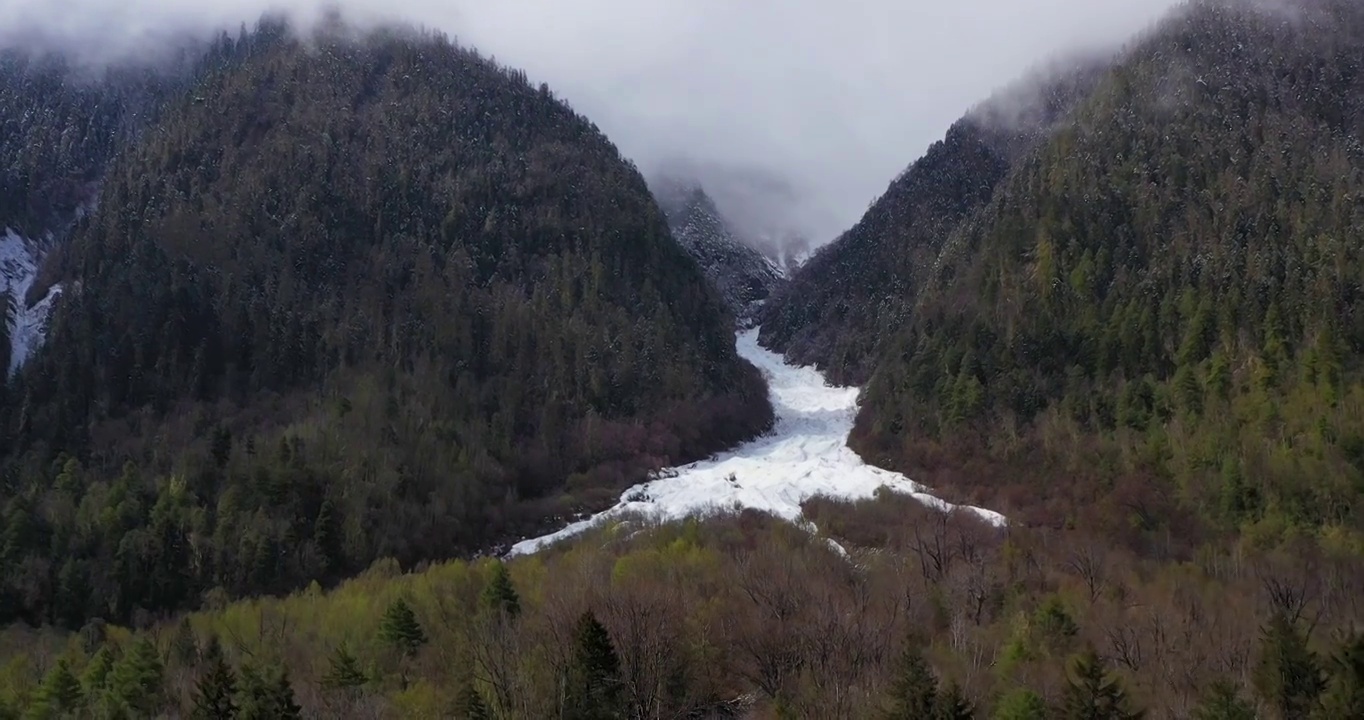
565,610,622,720
322,645,367,692
886,638,939,719
106,638,165,717
0,18,772,630
191,638,237,720
1060,648,1143,720
1314,633,1364,718
237,664,301,720
1191,680,1255,720
933,681,976,720
992,688,1047,720
24,660,82,718
1254,614,1324,720
457,682,493,720
479,561,521,619
763,0,1364,542
378,598,427,658
80,647,115,694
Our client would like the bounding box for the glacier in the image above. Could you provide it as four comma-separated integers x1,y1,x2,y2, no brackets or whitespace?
1,227,63,375
509,328,1005,556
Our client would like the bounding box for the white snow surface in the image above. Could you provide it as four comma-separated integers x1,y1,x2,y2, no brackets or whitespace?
509,328,1006,556
1,227,63,376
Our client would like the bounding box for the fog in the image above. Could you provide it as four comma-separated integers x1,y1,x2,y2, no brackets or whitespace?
2,0,1185,245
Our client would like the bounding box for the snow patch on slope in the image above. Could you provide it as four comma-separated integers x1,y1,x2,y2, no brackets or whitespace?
510,329,1005,556
1,227,63,375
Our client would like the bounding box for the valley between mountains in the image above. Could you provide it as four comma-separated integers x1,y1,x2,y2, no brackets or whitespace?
3,1,1364,718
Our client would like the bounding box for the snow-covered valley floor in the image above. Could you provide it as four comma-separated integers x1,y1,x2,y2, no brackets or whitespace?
509,329,1005,556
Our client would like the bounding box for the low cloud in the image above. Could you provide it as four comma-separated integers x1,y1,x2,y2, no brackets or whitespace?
1,0,1185,245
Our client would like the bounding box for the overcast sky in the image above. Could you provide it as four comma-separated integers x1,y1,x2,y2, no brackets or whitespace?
2,0,1185,244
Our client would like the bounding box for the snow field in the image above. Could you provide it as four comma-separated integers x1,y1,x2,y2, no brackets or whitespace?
509,328,1005,556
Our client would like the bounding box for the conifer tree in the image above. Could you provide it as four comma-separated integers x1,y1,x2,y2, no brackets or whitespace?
238,665,302,720
378,598,427,658
480,561,521,619
886,637,938,719
1059,648,1143,720
322,644,368,691
565,610,623,720
1191,680,1254,720
108,638,165,717
191,638,238,720
27,659,84,717
81,646,116,694
458,681,493,720
1316,634,1364,719
172,617,200,666
933,681,975,720
992,689,1047,720
1254,613,1324,720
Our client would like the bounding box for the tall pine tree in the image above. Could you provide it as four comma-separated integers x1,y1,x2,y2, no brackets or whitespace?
322,644,368,692
1191,679,1254,720
107,638,165,717
191,638,238,720
1317,634,1364,719
378,598,427,658
27,659,84,717
885,637,939,719
1060,648,1143,720
933,681,975,720
565,610,623,720
1254,613,1324,720
480,561,521,619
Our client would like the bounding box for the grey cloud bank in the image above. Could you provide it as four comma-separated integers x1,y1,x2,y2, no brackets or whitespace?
1,0,1185,245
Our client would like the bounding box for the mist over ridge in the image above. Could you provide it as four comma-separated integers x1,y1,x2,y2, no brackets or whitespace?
2,0,1187,247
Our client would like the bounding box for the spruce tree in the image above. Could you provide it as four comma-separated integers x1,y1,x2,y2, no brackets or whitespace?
1317,634,1364,719
240,662,304,720
886,638,939,719
458,681,493,720
81,646,117,694
237,665,302,720
191,638,238,720
1191,680,1254,720
565,610,623,720
378,598,428,658
933,681,975,720
172,617,199,666
108,638,165,717
480,561,521,619
322,644,368,691
28,659,84,716
1254,613,1324,720
992,689,1047,720
1060,648,1143,720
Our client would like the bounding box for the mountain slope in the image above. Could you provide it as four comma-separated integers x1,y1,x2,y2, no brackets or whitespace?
851,0,1364,541
653,179,782,324
0,52,174,373
758,66,1103,385
0,22,772,626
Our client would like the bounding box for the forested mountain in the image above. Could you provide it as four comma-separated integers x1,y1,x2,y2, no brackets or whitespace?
0,53,161,238
837,0,1364,544
652,178,783,324
0,20,772,628
758,65,1104,385
0,52,182,373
